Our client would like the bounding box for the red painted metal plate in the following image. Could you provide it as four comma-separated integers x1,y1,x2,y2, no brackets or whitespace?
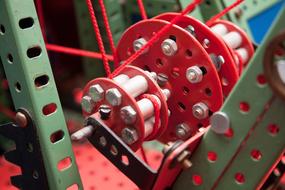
116,19,223,143
82,66,168,150
211,20,254,67
154,13,239,96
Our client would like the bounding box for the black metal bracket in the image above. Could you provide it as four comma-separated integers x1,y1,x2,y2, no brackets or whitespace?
86,116,158,190
0,109,49,190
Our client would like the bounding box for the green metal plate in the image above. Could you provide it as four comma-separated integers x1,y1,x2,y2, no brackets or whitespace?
174,7,285,190
0,0,83,189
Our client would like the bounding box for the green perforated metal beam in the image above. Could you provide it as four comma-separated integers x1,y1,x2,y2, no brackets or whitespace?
0,0,83,189
174,6,285,190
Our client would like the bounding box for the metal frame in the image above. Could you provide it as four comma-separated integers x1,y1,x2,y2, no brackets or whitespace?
0,0,82,189
174,6,285,190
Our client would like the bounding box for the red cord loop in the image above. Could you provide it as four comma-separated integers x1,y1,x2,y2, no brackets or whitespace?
86,0,112,77
110,0,202,78
98,0,119,68
140,94,161,140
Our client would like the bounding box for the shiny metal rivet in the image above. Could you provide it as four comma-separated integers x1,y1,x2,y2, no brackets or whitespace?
210,111,230,134
15,112,28,128
176,123,191,139
192,102,209,120
161,39,178,56
185,25,196,36
186,66,203,83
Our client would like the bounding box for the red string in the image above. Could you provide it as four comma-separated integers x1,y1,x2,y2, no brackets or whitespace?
86,0,112,77
35,0,47,42
206,0,244,26
110,0,202,78
140,94,160,140
137,0,147,20
98,0,119,68
140,146,149,164
46,44,114,61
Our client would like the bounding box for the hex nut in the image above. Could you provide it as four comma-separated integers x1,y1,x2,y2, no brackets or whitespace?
161,39,178,56
186,66,203,83
106,88,122,106
121,127,139,145
89,84,104,102
120,106,137,124
192,102,209,120
81,96,94,113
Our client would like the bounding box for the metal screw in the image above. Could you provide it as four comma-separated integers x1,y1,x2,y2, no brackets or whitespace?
210,111,230,134
133,38,148,52
15,112,28,128
89,84,104,102
185,25,196,36
106,88,122,106
203,38,210,48
99,104,111,120
146,71,157,81
175,123,191,139
177,150,192,169
81,96,94,113
161,39,178,56
157,73,168,86
186,66,203,83
210,54,225,71
120,106,137,124
192,102,209,120
121,127,139,145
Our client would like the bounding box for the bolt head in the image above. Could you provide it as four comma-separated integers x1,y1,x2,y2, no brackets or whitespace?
133,38,148,52
121,128,139,145
106,88,122,106
175,123,190,138
192,102,209,120
161,39,178,56
210,111,230,134
81,96,94,113
185,25,196,36
99,104,111,120
89,84,104,102
186,66,203,83
120,106,137,124
15,112,28,128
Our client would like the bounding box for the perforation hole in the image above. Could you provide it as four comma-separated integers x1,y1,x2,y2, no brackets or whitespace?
169,35,176,42
121,155,129,166
57,157,72,171
110,145,118,156
50,130,64,143
205,88,212,96
155,58,163,67
207,151,217,162
0,24,5,35
224,128,234,138
7,54,13,64
239,102,250,113
251,149,262,161
178,102,186,112
183,86,190,95
257,74,267,86
171,67,180,78
27,46,42,58
19,17,34,29
42,103,57,115
192,174,203,186
235,172,245,184
200,66,207,75
185,49,192,58
15,82,22,92
34,75,49,88
267,124,279,136
66,184,78,190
